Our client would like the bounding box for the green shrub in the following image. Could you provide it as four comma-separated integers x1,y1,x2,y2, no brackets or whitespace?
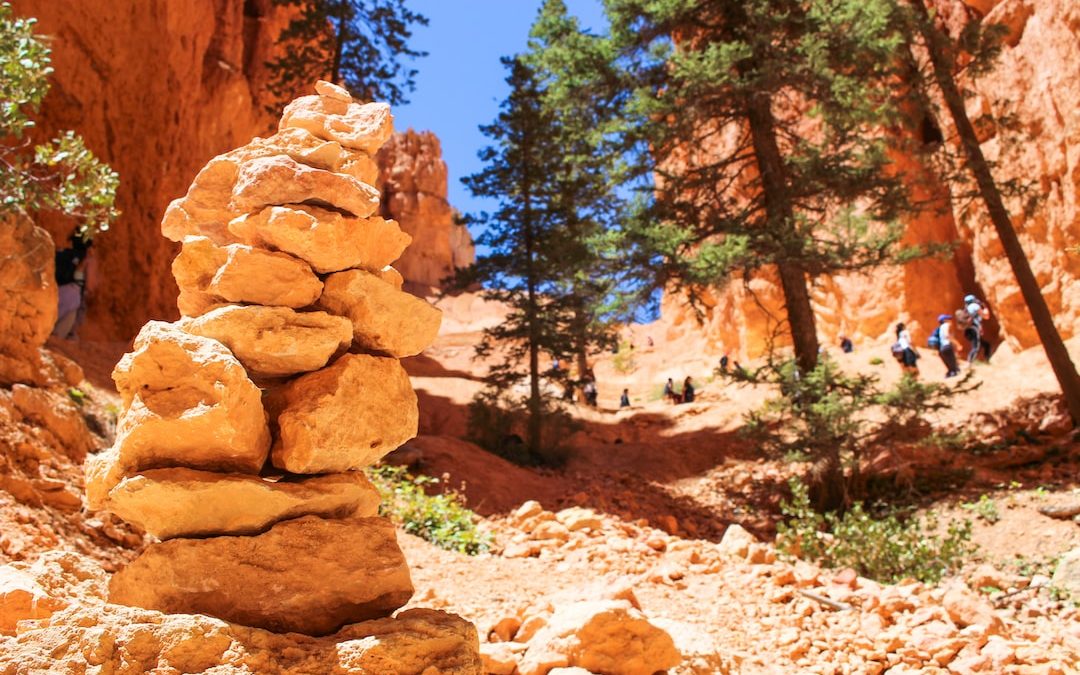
366,465,490,556
612,340,636,374
960,494,1000,524
777,479,976,584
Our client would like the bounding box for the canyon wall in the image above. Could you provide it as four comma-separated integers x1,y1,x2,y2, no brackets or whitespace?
662,0,1080,358
13,1,471,342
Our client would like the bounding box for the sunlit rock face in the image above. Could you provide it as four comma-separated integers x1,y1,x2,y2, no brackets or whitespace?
377,130,476,289
662,0,1080,358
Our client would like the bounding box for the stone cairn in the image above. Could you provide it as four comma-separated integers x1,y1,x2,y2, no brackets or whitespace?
85,81,445,637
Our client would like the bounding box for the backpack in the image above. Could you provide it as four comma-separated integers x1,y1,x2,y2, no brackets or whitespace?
927,325,941,350
890,341,904,361
955,307,973,329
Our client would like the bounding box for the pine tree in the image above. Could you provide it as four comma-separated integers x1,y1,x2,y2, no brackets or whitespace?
600,0,914,373
462,56,567,457
267,0,427,107
903,1,1080,426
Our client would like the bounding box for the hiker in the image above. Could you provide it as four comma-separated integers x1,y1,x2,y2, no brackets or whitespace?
839,335,853,353
620,388,630,408
719,354,730,373
52,234,92,339
551,357,560,372
682,376,695,403
647,336,654,349
583,380,598,407
956,294,992,364
928,313,960,378
892,322,919,376
663,377,677,403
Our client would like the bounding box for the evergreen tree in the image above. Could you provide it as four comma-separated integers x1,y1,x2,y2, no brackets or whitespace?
599,0,915,373
267,0,427,107
902,1,1080,426
0,2,118,238
462,56,567,456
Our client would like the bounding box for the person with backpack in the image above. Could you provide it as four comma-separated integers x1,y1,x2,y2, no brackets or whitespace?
892,322,919,376
928,313,960,378
583,380,598,407
957,294,992,364
619,388,630,408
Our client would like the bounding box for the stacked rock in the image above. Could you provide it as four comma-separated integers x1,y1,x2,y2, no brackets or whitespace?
85,81,443,637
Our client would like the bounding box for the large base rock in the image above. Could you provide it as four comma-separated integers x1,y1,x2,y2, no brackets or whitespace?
181,305,352,378
109,516,413,636
268,353,418,473
104,468,380,539
0,552,480,674
84,321,270,509
317,268,442,358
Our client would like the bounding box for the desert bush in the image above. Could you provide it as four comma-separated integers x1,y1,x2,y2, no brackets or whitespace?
367,465,490,556
777,479,975,584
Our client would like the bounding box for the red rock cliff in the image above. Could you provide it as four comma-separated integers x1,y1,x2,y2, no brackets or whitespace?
662,0,1080,358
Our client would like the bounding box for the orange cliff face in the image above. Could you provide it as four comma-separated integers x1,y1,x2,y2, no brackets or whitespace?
660,0,1080,359
376,130,475,290
14,2,473,342
10,0,292,342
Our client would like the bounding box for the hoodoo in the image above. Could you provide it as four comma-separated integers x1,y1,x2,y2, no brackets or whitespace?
82,81,479,667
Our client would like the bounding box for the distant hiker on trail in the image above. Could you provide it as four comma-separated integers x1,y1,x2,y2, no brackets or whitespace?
647,336,654,349
551,357,560,372
663,377,677,403
52,234,91,339
620,388,630,408
956,294,992,364
839,335,853,353
682,376,695,403
892,322,919,376
719,354,730,373
583,380,598,407
929,313,960,378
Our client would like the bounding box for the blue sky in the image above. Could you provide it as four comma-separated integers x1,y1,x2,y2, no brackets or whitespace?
392,0,607,235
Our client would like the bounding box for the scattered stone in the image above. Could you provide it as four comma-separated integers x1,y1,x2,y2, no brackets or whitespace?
0,566,66,635
718,523,758,560
229,204,410,274
181,305,352,378
172,236,322,316
104,468,381,539
84,321,270,509
480,641,525,675
268,353,419,473
942,583,1007,636
1038,503,1080,520
317,268,443,357
516,600,681,675
109,516,414,636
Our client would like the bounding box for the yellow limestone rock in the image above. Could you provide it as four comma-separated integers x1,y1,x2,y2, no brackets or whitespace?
269,353,418,473
229,155,380,219
317,268,442,358
181,305,352,378
280,81,394,154
161,127,379,244
516,600,681,675
109,516,414,636
172,236,322,317
85,322,270,509
229,205,411,274
104,468,381,540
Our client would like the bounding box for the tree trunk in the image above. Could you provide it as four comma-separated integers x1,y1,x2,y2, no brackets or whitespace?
330,7,346,85
914,1,1080,426
573,303,589,402
522,187,543,453
745,92,821,372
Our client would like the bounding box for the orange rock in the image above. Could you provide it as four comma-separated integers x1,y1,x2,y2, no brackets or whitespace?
0,212,56,386
229,155,381,219
109,516,413,635
280,88,394,154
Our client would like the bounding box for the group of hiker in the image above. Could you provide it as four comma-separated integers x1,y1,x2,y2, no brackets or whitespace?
891,294,993,378
662,376,696,404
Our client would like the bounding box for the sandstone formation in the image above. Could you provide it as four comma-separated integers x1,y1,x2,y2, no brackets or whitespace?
0,212,57,386
84,82,468,657
377,130,476,288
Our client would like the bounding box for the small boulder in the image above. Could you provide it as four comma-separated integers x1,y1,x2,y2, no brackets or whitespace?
317,268,442,357
84,322,270,508
268,353,418,473
173,236,322,316
481,641,526,675
717,523,758,560
109,515,413,636
942,583,1007,636
516,600,680,675
0,566,66,635
181,305,351,378
230,155,380,219
230,205,410,275
280,86,394,154
104,468,381,539
1051,546,1080,599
